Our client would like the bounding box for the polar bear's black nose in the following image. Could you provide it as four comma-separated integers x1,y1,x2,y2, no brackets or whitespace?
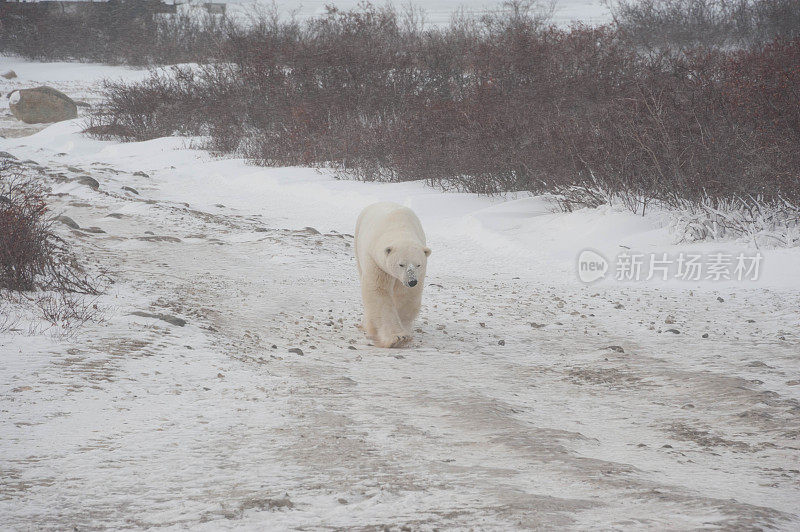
408,279,417,287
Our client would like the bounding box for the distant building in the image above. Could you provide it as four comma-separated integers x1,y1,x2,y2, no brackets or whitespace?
0,0,226,16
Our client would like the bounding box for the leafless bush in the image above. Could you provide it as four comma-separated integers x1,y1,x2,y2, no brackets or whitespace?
86,3,799,240
671,196,800,247
0,161,102,295
607,0,800,50
0,2,228,65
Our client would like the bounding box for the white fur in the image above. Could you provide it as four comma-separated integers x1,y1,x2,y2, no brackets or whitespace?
354,202,431,348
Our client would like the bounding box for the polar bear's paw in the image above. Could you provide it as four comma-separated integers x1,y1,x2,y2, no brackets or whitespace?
387,334,412,348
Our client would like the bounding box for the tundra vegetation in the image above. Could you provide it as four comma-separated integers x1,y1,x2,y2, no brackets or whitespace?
0,159,103,332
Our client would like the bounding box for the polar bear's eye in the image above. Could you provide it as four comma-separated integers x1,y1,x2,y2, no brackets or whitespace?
399,263,405,268
416,264,421,268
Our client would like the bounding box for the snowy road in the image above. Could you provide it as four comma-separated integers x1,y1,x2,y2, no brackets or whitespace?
1,121,799,530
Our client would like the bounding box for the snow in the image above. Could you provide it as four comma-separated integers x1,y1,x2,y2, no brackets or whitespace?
1,60,799,530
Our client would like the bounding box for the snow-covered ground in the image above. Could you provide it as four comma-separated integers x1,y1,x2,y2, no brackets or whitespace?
1,59,799,530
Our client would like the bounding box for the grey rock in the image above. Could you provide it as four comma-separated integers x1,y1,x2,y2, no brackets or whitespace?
288,348,304,356
9,86,78,124
130,311,187,327
55,215,80,229
133,171,150,178
0,151,17,160
81,226,105,234
122,186,139,195
1,70,17,79
106,213,124,219
606,345,625,353
137,235,182,243
240,494,293,511
77,175,100,189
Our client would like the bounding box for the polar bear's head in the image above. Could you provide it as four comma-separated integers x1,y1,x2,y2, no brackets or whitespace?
384,243,431,288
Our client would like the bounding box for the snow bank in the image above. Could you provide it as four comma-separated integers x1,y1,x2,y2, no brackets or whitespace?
4,117,799,291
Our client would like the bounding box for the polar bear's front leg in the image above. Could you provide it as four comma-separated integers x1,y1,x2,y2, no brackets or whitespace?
395,287,422,330
360,283,379,340
372,288,410,348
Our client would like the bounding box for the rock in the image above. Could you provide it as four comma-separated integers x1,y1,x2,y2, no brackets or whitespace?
8,86,78,124
498,339,505,346
77,175,100,189
0,151,17,160
288,348,304,356
787,380,800,386
606,345,625,353
1,70,17,79
240,494,293,511
130,311,187,327
303,226,320,235
665,328,680,334
122,186,139,195
55,215,80,229
81,226,105,234
137,235,182,243
106,213,124,219
702,333,709,338
347,346,357,350
717,296,725,302
133,171,150,178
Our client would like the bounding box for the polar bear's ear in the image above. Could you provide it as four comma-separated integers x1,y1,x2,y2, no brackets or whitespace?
423,247,431,257
384,247,392,255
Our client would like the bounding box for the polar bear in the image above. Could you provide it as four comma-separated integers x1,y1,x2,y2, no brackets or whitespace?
355,202,431,348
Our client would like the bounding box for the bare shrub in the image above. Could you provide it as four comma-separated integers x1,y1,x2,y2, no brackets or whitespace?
607,0,800,50
671,196,800,247
0,161,101,294
0,2,228,65
85,3,800,243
